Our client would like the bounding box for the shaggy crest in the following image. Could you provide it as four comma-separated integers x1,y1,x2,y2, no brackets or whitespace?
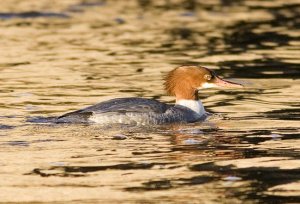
164,65,211,100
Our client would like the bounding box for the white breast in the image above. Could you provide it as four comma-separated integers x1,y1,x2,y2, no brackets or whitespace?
176,100,206,116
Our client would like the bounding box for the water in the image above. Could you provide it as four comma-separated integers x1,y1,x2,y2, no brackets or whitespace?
0,0,299,203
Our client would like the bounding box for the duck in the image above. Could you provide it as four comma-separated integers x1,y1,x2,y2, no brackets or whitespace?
56,65,243,125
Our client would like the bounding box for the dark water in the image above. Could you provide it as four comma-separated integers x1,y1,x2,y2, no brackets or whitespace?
0,0,299,203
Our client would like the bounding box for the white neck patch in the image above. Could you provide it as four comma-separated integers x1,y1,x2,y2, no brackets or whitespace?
176,100,205,115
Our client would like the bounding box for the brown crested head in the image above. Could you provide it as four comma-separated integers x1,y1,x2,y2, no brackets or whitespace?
164,65,243,101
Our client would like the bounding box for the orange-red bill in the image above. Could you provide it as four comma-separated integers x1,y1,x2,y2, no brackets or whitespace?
213,76,244,88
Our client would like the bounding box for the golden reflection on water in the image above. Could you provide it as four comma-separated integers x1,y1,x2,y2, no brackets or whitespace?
0,0,299,203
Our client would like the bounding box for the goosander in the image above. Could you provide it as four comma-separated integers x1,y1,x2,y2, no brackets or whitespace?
57,65,243,125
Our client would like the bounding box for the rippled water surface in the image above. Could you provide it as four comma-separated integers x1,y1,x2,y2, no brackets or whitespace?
0,0,299,203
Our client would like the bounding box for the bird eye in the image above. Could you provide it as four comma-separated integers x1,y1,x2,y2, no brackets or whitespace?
204,74,211,80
